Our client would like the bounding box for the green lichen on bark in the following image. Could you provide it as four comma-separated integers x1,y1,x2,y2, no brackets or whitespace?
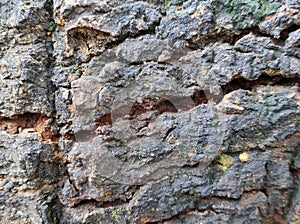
222,0,279,26
163,0,186,9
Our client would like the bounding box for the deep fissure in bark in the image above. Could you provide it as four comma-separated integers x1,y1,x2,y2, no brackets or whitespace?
71,196,130,208
95,74,298,127
222,75,299,95
0,113,59,142
186,25,300,50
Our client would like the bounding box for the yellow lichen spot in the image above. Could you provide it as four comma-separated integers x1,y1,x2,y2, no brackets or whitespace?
111,210,119,222
217,154,234,171
239,152,249,162
162,175,169,180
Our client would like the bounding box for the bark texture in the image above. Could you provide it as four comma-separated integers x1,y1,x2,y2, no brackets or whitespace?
0,0,299,223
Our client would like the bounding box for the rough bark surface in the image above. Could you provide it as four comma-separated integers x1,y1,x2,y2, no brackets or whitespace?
0,0,299,223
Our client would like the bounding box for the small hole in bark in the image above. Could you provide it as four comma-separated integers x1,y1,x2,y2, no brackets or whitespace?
192,90,208,105
280,24,300,40
97,113,112,126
